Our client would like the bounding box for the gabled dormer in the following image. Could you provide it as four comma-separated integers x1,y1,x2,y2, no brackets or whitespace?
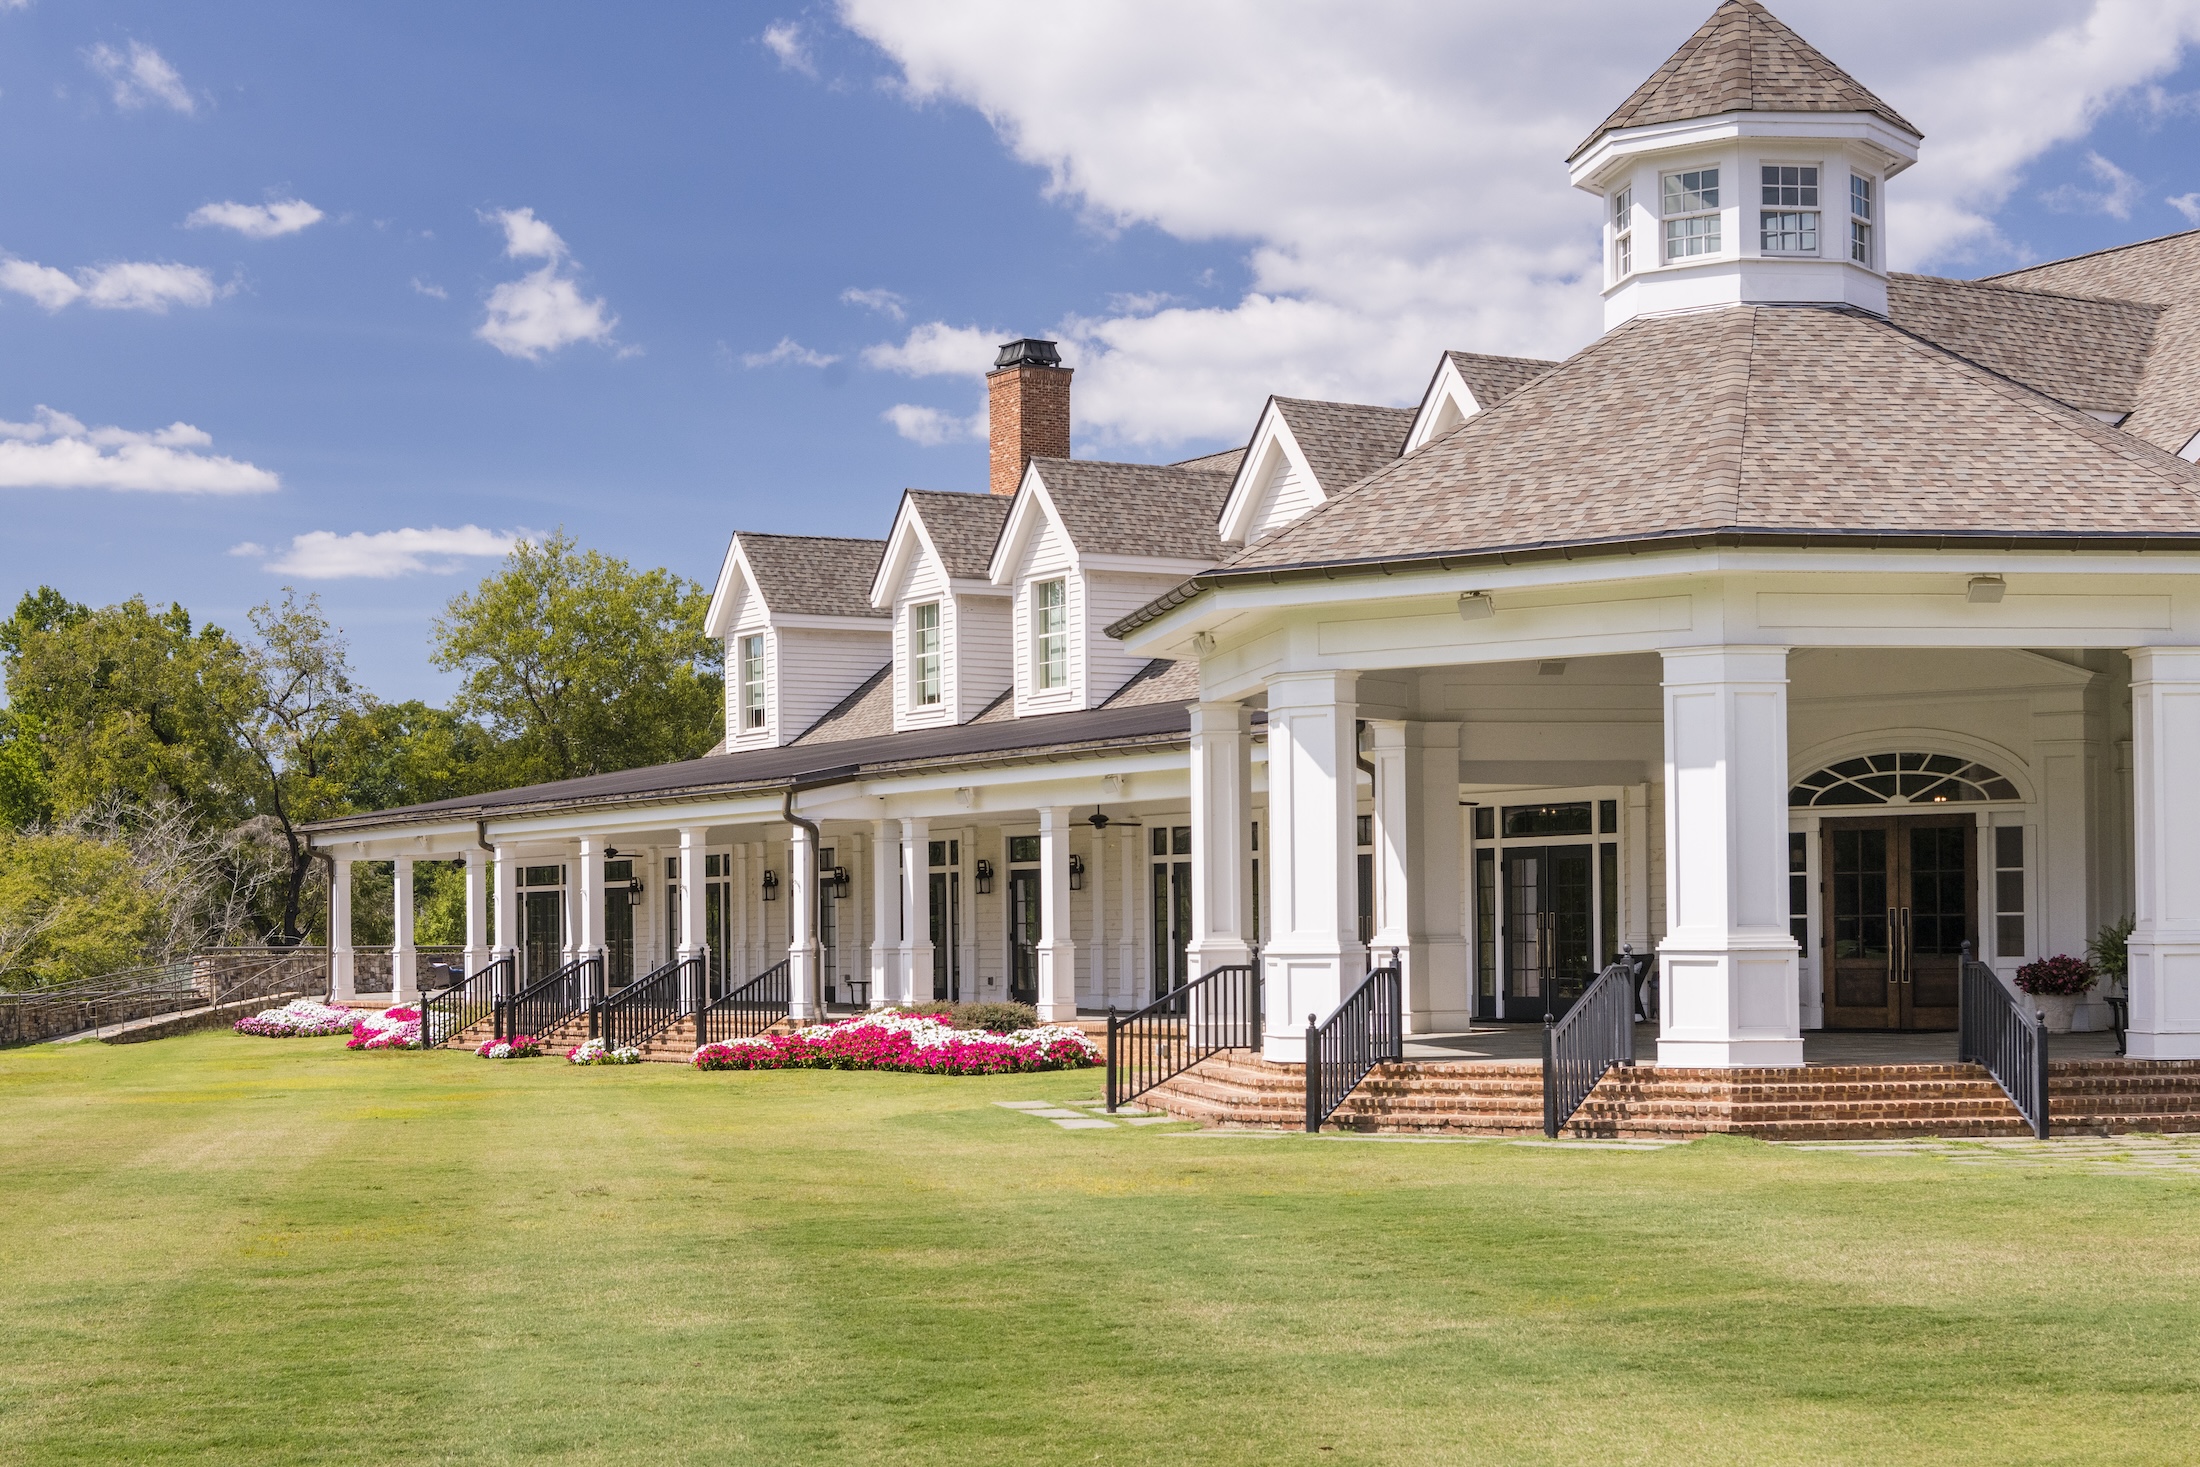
1401,351,1561,454
1567,0,1921,331
704,532,889,750
989,457,1232,716
870,490,1014,732
1217,396,1415,546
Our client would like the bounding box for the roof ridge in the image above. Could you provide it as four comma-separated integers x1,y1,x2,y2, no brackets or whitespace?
738,530,889,545
1983,226,2200,284
1893,270,2162,313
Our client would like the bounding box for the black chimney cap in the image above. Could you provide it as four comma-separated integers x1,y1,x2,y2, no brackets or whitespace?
992,338,1063,370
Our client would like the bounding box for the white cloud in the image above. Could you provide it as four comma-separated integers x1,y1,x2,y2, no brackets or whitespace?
763,21,816,75
2041,150,2144,217
84,40,195,114
0,405,276,494
474,209,618,360
2169,192,2200,224
410,277,448,300
743,336,841,368
841,286,907,320
861,320,1006,378
882,403,987,445
837,0,2200,446
0,254,219,312
234,525,523,579
185,198,324,238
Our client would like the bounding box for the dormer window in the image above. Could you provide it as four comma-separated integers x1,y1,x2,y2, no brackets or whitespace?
1849,175,1875,266
1662,168,1720,260
912,602,942,706
739,634,766,730
1759,166,1819,254
1032,579,1067,690
1611,187,1633,279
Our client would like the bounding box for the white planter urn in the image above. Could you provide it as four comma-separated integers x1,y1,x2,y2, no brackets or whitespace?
2031,993,2081,1034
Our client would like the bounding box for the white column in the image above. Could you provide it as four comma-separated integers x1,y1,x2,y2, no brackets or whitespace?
493,846,518,980
576,836,603,1001
1369,721,1469,1034
677,826,705,1012
1186,701,1255,974
869,819,896,1007
1037,806,1078,1021
1085,824,1107,1008
391,856,418,1003
788,821,822,1020
729,843,749,980
901,817,931,1005
1657,646,1802,1068
1116,822,1138,1006
329,858,355,1002
463,849,488,978
1261,672,1363,1061
2127,647,2200,1058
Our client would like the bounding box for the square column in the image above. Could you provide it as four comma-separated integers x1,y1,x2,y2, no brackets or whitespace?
1260,671,1363,1062
1368,720,1469,1034
678,826,705,1011
1115,823,1139,1006
900,817,931,1005
391,856,418,1004
1036,806,1078,1021
731,844,750,980
463,849,488,978
329,857,355,1002
788,822,822,1021
2127,647,2200,1058
491,846,518,994
1657,647,1802,1068
576,836,604,1002
1083,823,1106,1008
1186,701,1255,974
869,819,896,1007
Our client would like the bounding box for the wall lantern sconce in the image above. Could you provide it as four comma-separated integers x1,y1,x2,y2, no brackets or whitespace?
827,865,851,900
623,880,645,907
1068,854,1086,891
974,859,995,895
760,870,780,902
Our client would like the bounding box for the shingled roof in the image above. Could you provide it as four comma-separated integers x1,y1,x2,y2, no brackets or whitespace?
1989,230,2200,457
1572,0,1919,161
1888,274,2162,421
734,533,888,620
903,490,1014,580
1028,459,1235,562
1273,398,1416,491
1180,303,2200,588
1447,351,1560,411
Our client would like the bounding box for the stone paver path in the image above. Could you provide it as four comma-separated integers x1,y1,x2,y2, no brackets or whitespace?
993,1099,1182,1130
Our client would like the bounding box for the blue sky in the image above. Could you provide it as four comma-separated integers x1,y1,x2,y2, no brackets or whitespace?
2,0,2198,701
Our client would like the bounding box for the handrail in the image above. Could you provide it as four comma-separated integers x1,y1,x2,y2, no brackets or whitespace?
422,956,510,1049
495,956,598,1043
694,959,791,1048
1104,953,1261,1112
3,947,332,1047
593,956,700,1051
1542,952,1638,1137
1304,957,1403,1132
1958,942,2049,1139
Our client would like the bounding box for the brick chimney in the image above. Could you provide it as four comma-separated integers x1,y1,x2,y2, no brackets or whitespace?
986,338,1071,496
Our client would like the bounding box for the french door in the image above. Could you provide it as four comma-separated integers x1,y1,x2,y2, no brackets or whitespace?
1007,867,1040,1006
520,889,563,984
929,839,962,1002
1822,815,1972,1030
1500,844,1595,1019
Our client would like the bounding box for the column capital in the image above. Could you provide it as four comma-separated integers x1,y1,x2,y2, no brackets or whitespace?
1659,644,1791,685
1266,669,1359,709
1189,700,1253,736
2128,645,2200,682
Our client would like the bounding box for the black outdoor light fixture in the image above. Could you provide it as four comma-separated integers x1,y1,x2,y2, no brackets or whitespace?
1068,854,1086,891
974,859,994,895
827,864,851,899
760,869,780,901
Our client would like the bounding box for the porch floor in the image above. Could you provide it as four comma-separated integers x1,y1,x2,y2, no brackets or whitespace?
1398,1024,2123,1066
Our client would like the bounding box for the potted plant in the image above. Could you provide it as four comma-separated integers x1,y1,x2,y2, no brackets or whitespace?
2014,954,2096,1034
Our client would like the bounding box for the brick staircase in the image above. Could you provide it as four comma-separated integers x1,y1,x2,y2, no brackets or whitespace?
1138,1050,2200,1139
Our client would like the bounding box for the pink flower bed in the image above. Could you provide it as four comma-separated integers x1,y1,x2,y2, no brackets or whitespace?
234,1000,359,1038
347,1006,421,1051
692,1013,1098,1075
476,1035,544,1059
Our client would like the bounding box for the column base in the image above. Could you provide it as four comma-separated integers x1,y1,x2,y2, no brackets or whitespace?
1656,1037,1805,1068
329,951,356,1003
2126,1031,2200,1060
1261,1029,1308,1065
1185,939,1253,976
1036,942,1077,1022
389,952,420,1005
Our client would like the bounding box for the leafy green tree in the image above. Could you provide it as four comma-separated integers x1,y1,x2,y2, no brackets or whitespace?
326,701,499,814
0,825,166,987
432,531,722,785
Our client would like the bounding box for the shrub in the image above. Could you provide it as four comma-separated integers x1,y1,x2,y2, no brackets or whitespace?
2087,916,2135,987
2015,954,2096,997
235,999,358,1037
346,1008,420,1050
692,1012,1097,1075
951,1001,1039,1034
475,1035,543,1059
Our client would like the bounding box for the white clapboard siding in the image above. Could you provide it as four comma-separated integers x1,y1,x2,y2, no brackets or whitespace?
954,591,1013,723
1083,571,1190,703
775,627,891,742
1246,454,1318,542
892,551,955,734
1009,509,1081,716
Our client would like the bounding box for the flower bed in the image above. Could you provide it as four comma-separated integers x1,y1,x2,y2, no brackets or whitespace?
692,1012,1099,1075
234,999,360,1038
476,1035,544,1059
347,1006,421,1051
566,1038,641,1065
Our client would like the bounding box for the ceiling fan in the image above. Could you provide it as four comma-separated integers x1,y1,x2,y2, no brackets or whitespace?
1085,806,1143,830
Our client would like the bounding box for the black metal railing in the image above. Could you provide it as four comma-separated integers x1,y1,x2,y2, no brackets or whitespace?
592,955,699,1052
495,956,597,1043
1305,958,1403,1132
694,960,791,1048
421,956,509,1049
1104,954,1261,1113
1542,953,1637,1137
1958,942,2049,1139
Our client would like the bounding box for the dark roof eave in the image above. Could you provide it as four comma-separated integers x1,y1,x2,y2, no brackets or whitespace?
1106,525,2200,640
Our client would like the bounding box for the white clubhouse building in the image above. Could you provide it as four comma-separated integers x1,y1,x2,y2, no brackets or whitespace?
310,0,2200,1070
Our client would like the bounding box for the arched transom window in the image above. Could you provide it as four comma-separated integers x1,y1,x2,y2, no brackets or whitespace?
1789,752,2020,808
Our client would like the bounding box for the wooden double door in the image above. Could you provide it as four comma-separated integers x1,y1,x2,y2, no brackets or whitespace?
1821,815,1975,1030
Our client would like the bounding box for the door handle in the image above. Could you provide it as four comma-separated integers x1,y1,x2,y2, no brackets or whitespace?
1899,907,1913,983
1886,907,1897,987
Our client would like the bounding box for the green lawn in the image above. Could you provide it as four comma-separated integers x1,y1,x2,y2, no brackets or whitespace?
1,1035,2194,1466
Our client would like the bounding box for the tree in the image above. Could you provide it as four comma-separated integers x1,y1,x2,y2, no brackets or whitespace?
432,531,722,785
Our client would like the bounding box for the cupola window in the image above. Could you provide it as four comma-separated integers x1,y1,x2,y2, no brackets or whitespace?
1611,187,1633,279
1849,175,1875,266
1759,166,1819,254
1662,168,1720,260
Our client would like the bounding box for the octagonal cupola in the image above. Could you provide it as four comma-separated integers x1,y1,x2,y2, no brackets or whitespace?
1568,0,1921,331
